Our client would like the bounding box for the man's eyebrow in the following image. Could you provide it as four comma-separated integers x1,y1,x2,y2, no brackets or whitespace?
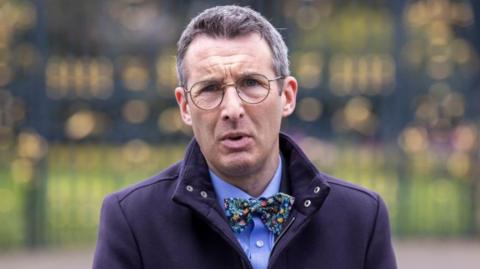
194,70,262,83
194,75,223,83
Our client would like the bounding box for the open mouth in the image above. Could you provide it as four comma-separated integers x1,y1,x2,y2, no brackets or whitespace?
220,132,252,150
228,135,244,141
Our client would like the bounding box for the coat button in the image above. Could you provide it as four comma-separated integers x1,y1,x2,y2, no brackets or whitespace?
314,186,321,193
186,185,194,192
200,191,208,198
304,200,311,207
256,240,264,248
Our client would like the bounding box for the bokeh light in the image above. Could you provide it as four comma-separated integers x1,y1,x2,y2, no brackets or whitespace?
65,110,96,140
46,56,114,99
10,157,34,183
122,139,151,164
447,152,471,178
453,124,478,152
297,97,323,122
293,52,323,89
1,0,479,251
398,126,429,154
330,54,395,95
157,107,185,134
121,56,150,91
17,131,48,160
155,52,177,93
122,99,150,124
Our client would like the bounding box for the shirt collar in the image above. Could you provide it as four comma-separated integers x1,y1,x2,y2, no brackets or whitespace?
210,156,283,209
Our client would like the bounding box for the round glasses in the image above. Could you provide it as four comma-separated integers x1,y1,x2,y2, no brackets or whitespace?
183,73,284,110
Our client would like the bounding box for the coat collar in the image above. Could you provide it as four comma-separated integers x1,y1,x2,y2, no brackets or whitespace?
171,132,331,218
171,132,331,266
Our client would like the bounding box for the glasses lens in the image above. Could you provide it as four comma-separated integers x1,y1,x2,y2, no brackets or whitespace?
236,74,270,103
190,81,223,109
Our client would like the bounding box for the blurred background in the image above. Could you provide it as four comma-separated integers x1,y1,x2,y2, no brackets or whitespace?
0,0,479,267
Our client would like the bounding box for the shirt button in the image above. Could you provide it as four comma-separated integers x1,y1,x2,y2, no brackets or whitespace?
256,240,264,248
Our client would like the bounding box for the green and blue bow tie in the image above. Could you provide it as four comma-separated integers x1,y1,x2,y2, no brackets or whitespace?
223,192,294,236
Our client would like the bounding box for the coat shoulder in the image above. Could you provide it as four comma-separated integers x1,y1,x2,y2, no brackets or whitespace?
325,174,379,201
320,172,383,213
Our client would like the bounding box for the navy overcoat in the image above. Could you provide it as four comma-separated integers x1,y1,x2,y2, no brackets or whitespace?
93,134,397,269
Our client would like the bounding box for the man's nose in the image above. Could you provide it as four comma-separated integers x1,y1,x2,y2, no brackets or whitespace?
220,85,245,121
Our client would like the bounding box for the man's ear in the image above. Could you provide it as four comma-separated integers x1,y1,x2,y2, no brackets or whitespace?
175,87,192,126
281,76,298,117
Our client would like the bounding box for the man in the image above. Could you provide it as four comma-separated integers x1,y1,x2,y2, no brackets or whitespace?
93,5,397,269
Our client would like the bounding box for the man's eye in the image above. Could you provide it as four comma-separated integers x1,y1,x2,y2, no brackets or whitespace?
240,78,261,88
200,84,221,93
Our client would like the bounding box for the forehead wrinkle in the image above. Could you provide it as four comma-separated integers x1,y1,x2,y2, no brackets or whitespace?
198,60,250,81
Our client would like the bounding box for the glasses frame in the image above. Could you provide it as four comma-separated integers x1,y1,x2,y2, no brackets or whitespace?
182,73,285,110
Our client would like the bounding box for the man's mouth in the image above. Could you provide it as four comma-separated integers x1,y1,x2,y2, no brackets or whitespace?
227,135,244,141
220,132,252,150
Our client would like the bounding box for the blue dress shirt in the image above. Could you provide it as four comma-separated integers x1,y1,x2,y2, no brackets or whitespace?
210,157,283,269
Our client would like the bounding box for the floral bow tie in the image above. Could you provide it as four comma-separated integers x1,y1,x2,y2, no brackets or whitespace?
224,192,294,236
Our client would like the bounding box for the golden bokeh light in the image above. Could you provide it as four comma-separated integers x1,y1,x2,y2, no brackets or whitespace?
17,131,48,160
344,97,372,127
89,57,114,99
12,1,37,31
155,53,177,94
428,43,451,63
427,20,452,45
330,54,395,96
121,57,149,91
65,110,96,140
398,126,429,154
406,0,472,28
297,97,323,122
122,99,150,124
453,124,478,152
451,39,471,64
406,1,428,27
46,56,114,99
122,139,151,164
294,52,323,89
415,97,438,123
447,152,470,178
11,157,34,183
331,97,377,135
157,107,184,133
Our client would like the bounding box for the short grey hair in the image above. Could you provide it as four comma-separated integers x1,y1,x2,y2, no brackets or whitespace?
176,5,290,87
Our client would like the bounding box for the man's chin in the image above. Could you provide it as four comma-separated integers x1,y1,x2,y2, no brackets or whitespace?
217,156,257,177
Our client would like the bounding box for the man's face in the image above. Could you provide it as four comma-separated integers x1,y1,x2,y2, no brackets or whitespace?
175,33,297,180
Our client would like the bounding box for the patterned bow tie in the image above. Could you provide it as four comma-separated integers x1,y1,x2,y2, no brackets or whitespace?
223,192,294,236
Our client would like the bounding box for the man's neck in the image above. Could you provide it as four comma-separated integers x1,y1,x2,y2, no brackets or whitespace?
210,155,280,197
